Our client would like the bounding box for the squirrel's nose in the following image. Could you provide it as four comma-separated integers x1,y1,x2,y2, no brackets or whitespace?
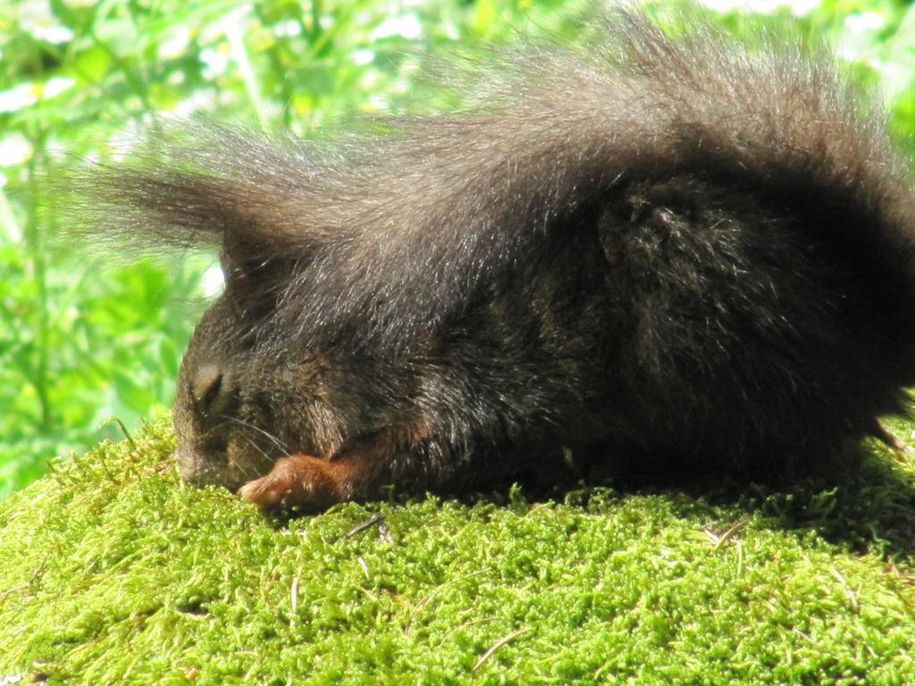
191,364,236,428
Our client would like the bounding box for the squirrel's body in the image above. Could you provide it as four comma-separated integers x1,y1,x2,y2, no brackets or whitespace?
83,10,915,509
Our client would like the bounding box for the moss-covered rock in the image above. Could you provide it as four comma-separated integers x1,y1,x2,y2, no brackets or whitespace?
1,418,914,685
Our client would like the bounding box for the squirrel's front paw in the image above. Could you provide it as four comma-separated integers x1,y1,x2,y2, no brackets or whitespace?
238,454,344,512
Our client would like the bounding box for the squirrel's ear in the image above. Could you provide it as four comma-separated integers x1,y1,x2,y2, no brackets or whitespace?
220,249,295,292
218,232,299,319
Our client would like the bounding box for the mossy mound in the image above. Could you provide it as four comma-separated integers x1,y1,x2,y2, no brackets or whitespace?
2,418,914,685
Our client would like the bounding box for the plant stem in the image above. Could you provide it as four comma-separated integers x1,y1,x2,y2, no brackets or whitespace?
25,128,52,432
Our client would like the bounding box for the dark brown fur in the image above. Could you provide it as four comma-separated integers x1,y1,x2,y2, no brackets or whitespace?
78,10,915,510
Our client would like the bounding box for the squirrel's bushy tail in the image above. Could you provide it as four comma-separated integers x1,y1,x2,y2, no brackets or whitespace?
73,8,915,354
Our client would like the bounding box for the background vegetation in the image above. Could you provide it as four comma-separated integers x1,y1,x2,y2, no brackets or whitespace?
0,0,913,500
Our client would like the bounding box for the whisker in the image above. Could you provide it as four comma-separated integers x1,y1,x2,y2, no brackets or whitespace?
221,415,292,454
234,433,275,478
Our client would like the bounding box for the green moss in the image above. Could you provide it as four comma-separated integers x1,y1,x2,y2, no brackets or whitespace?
1,419,914,685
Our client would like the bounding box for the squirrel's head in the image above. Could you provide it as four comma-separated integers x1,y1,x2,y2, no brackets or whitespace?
171,252,389,492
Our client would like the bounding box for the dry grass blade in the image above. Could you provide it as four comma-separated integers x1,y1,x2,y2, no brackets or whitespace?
472,628,531,672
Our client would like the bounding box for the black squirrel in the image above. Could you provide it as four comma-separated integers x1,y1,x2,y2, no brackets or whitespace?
80,9,915,510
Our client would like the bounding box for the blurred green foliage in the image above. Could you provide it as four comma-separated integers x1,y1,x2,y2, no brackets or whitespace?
1,0,913,500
